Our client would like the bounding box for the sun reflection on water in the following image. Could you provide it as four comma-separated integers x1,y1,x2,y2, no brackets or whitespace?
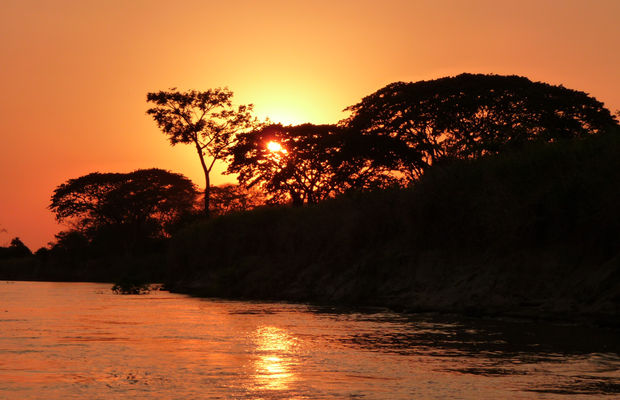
252,325,298,391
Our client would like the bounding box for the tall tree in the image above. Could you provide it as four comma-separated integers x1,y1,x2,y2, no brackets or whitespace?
146,88,256,217
344,73,620,182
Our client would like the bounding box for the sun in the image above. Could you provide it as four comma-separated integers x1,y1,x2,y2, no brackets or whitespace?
267,141,285,153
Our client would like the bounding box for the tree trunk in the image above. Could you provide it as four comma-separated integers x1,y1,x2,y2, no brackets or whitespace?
291,191,302,207
195,143,211,218
204,172,210,218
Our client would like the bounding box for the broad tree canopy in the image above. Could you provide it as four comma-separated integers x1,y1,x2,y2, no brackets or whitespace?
227,123,398,205
49,168,197,240
227,124,342,205
343,73,619,182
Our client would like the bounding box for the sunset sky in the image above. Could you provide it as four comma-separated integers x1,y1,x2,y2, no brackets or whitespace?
1,0,619,249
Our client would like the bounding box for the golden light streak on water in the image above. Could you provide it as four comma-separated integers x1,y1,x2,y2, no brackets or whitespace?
253,326,297,391
0,281,618,399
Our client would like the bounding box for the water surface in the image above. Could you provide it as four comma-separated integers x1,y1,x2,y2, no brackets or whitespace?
0,281,618,399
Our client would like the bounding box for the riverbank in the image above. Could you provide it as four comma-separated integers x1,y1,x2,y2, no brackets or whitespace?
2,133,618,326
166,133,620,326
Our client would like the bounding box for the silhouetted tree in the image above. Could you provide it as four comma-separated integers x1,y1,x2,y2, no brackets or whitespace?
227,124,341,205
40,230,90,262
228,123,399,205
0,237,32,259
10,237,31,255
50,230,90,252
49,169,197,252
34,246,50,258
343,73,619,182
209,184,267,216
147,88,257,217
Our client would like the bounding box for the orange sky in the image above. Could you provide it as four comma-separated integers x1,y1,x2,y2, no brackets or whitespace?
1,0,619,249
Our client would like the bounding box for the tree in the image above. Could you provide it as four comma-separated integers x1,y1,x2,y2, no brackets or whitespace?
343,73,620,182
0,237,32,259
49,169,197,250
227,124,342,205
146,88,256,217
227,123,397,205
209,184,267,216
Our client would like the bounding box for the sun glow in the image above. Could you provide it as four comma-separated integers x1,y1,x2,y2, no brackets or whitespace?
267,141,285,153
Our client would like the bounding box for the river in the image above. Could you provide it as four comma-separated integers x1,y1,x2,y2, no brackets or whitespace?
0,281,618,399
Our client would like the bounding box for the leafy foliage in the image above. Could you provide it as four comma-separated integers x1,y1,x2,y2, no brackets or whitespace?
49,169,197,243
111,280,152,295
228,124,341,204
343,73,619,182
168,132,620,316
209,184,267,216
0,237,32,259
146,88,257,215
227,123,397,205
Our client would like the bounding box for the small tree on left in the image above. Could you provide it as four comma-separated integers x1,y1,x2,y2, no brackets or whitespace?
49,168,197,253
0,237,32,259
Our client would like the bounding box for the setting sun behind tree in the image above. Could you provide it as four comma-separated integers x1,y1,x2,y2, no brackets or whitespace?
267,141,286,153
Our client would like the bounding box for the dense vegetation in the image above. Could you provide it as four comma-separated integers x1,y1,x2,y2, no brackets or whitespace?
343,73,617,181
1,73,618,322
226,74,617,205
0,169,198,282
166,131,620,322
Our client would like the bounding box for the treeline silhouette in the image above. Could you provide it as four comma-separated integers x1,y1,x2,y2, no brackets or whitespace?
1,73,619,320
145,73,617,211
168,131,620,323
228,73,616,204
0,238,31,260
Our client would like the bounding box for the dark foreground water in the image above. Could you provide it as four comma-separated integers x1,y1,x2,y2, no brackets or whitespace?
0,281,618,399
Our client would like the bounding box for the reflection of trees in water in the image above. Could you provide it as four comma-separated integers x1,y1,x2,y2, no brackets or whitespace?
311,311,620,395
329,315,618,357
